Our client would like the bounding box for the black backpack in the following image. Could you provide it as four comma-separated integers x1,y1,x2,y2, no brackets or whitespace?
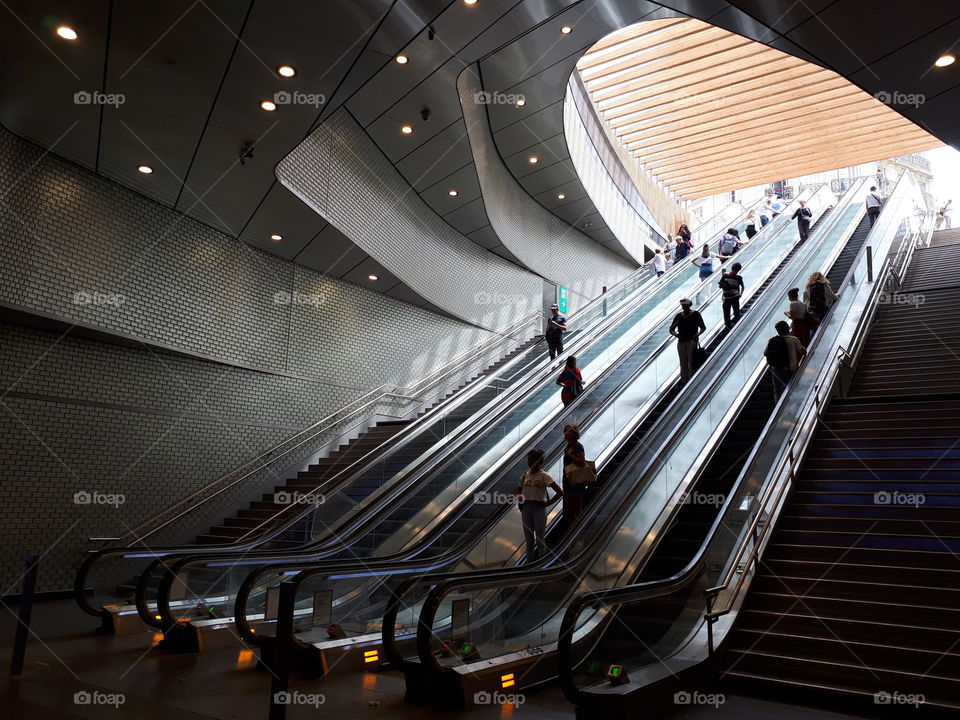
766,335,789,368
808,281,826,308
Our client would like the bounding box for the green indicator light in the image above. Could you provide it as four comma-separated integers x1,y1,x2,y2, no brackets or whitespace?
609,666,621,677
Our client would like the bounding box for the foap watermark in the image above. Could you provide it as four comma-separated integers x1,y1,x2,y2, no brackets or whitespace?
73,290,126,307
680,491,725,508
473,690,525,708
874,90,925,108
274,491,325,507
273,291,323,306
474,490,520,506
274,90,326,108
874,491,925,508
878,291,926,308
674,690,725,708
874,690,924,708
473,291,527,306
74,690,125,708
74,90,125,107
273,691,325,707
74,490,126,508
473,91,525,105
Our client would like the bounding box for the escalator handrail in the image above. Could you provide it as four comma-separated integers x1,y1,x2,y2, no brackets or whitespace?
554,173,919,704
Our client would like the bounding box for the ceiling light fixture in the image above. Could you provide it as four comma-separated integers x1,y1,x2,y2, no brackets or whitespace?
464,0,478,5
557,193,565,199
368,274,379,281
396,54,408,64
56,26,77,40
935,54,956,68
448,189,458,196
560,25,572,35
276,65,296,78
401,125,413,134
516,98,526,107
528,156,539,164
260,100,277,111
137,165,153,174
270,234,283,241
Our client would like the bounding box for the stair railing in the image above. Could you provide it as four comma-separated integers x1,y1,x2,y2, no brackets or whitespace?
104,309,541,547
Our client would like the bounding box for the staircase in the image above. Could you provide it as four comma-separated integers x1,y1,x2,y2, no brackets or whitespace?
194,335,543,546
719,229,960,712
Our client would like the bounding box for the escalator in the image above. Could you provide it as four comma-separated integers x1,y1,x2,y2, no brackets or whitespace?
372,185,867,706
224,191,835,673
76,249,677,632
552,172,934,717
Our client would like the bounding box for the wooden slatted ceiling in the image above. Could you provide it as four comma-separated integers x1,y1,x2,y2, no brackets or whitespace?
577,18,942,201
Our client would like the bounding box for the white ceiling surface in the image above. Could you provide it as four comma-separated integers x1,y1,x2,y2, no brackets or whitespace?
4,0,960,305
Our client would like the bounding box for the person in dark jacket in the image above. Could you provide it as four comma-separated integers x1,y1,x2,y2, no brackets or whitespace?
764,321,806,400
669,299,706,383
545,303,567,359
792,200,813,241
803,272,837,323
562,424,588,525
719,262,745,328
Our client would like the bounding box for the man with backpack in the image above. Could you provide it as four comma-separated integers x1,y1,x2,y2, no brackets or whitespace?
791,200,813,241
718,228,741,258
764,321,806,400
719,262,745,328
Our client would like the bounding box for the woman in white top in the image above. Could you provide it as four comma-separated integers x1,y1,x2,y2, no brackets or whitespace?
515,449,563,563
691,244,721,279
662,237,676,268
745,210,759,239
784,287,814,346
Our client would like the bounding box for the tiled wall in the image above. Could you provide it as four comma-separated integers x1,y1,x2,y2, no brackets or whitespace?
0,127,518,592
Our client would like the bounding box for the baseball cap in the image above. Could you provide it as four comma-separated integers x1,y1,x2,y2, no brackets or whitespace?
550,303,559,310
679,298,692,306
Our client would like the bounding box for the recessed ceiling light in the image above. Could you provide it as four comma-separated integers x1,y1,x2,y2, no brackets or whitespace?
368,274,379,281
557,193,565,199
401,125,413,134
935,54,956,68
464,0,478,5
137,165,153,174
276,65,296,78
448,189,458,196
529,156,539,164
56,26,77,40
270,234,283,241
516,98,526,107
560,25,573,35
396,54,408,65
260,100,277,111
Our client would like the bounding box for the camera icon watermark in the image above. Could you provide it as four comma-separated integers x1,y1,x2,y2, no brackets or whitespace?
680,491,725,508
874,491,925,508
73,290,126,307
874,90,925,108
74,490,126,508
74,90,125,107
273,691,325,707
74,690,125,707
473,91,525,105
474,491,520,506
274,491,325,506
273,291,323,306
674,690,725,707
473,690,525,707
877,291,925,308
473,291,527,305
274,91,326,108
874,690,924,707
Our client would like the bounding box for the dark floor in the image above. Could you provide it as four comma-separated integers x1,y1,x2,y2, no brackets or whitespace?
0,598,866,719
